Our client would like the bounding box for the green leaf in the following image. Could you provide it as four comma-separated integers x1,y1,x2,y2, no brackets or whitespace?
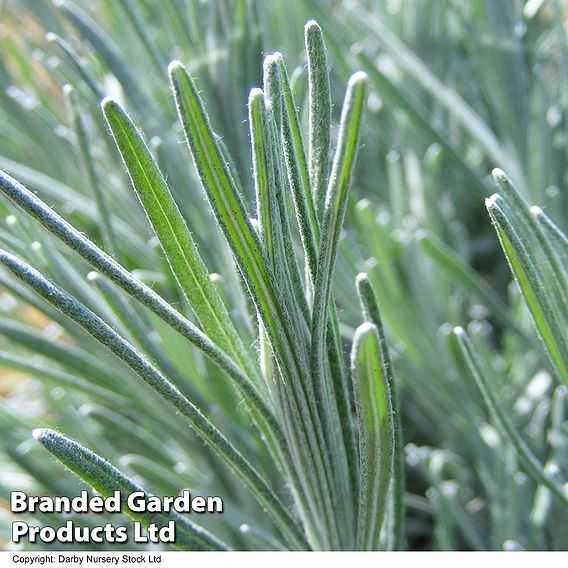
0,170,283,478
418,230,528,341
33,428,228,551
249,88,278,266
271,52,319,282
249,87,310,331
102,97,258,385
0,351,128,406
356,273,404,550
453,326,568,506
305,20,331,217
65,86,116,255
310,71,367,534
170,58,337,550
492,169,568,324
351,322,395,550
486,192,568,383
168,61,289,348
0,247,306,550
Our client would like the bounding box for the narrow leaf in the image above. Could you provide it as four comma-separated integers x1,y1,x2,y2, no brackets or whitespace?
356,273,404,550
249,87,310,332
486,193,568,383
0,170,285,474
170,60,337,549
305,20,331,217
168,61,290,348
102,97,258,384
0,247,306,550
272,52,319,282
310,69,367,504
453,326,568,505
249,88,277,265
492,169,568,323
33,428,228,551
0,351,128,406
351,322,395,550
65,86,116,255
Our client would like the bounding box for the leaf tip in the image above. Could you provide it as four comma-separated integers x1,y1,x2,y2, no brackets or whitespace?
354,320,376,341
491,167,507,180
349,70,368,89
304,18,322,35
167,59,185,79
452,325,465,338
263,51,283,67
32,427,52,443
415,229,428,242
100,96,116,113
485,193,501,211
355,272,369,286
491,168,515,194
249,87,264,104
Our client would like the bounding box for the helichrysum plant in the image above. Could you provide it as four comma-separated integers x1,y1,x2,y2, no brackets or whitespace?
1,0,567,552
0,14,404,551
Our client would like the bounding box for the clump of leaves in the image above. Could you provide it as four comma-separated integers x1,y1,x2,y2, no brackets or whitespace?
0,19,402,551
451,169,568,531
2,0,568,552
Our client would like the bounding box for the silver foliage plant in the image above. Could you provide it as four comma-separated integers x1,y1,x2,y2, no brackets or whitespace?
0,17,402,551
0,0,567,552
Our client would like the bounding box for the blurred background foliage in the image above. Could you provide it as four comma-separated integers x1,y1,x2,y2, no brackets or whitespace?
0,0,567,550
